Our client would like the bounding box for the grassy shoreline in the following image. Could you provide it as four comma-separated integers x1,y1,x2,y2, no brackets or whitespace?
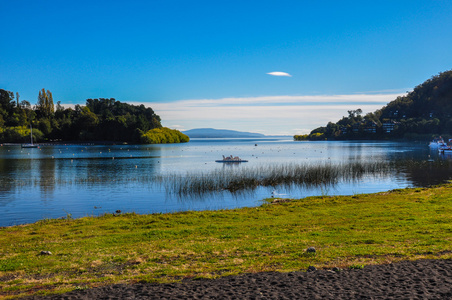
1,184,452,298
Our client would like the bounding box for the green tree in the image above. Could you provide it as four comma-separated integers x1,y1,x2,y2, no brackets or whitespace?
76,106,98,130
0,89,15,125
38,118,52,136
37,89,54,117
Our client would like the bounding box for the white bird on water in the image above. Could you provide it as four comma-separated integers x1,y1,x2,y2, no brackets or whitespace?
272,190,288,198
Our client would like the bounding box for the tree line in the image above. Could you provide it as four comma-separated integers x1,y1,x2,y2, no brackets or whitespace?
296,70,452,141
0,89,189,144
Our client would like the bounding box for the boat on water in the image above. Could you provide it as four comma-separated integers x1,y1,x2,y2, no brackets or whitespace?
21,124,38,148
439,147,452,154
429,137,447,148
21,144,38,148
215,155,248,163
436,138,452,154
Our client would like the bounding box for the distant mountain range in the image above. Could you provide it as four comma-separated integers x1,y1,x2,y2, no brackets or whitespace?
183,128,266,138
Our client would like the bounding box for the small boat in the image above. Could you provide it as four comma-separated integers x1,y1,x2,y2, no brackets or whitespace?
21,124,38,148
429,137,447,148
438,138,452,154
439,145,452,154
215,155,248,163
439,146,452,154
21,144,38,148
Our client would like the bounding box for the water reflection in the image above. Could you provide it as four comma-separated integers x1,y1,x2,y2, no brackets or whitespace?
1,140,452,226
0,157,20,199
401,159,452,187
37,158,56,195
0,144,161,200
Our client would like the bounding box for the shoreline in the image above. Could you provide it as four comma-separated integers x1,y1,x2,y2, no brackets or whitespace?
2,184,452,298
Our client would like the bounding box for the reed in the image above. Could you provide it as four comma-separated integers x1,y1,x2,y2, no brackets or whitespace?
156,161,393,196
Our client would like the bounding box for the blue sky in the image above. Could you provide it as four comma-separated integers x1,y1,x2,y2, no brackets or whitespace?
1,0,452,135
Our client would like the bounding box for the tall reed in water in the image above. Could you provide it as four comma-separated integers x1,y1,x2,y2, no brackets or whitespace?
157,161,393,196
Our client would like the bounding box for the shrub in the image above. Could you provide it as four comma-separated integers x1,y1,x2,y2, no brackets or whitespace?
140,127,189,144
0,126,44,142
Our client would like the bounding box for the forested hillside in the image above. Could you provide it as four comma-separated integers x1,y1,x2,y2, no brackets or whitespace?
295,70,452,141
0,89,188,144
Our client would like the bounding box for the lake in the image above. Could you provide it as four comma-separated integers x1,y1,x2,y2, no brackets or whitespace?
0,138,449,226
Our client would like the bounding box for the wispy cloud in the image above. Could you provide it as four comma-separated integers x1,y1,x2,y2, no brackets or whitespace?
354,88,412,94
267,71,292,77
149,94,400,107
130,93,404,135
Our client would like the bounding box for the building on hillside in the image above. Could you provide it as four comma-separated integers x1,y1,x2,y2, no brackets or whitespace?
382,120,397,133
363,121,377,133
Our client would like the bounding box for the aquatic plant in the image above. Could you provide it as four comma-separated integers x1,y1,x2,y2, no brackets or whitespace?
156,161,394,196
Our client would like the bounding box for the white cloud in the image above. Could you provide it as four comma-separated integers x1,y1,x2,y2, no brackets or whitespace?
129,93,404,135
139,94,397,108
267,71,292,77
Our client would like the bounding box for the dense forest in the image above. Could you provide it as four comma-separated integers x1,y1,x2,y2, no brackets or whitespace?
0,89,189,144
295,70,452,141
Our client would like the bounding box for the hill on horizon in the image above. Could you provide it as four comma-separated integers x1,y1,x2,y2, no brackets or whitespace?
183,128,265,138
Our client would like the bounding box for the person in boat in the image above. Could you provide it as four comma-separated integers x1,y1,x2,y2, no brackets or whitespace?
222,155,241,161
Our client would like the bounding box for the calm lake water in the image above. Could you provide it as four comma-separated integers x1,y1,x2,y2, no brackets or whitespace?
0,138,449,226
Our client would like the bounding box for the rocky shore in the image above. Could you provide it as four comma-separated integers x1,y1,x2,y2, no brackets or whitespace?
24,259,452,299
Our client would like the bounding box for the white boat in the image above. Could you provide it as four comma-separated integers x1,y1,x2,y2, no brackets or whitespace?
21,144,38,148
429,137,447,148
21,125,38,148
215,155,248,163
437,138,452,154
439,147,452,154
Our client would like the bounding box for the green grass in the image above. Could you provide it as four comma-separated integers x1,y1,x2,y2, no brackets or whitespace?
1,184,452,298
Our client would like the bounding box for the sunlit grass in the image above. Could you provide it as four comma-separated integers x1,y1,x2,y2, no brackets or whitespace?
1,184,452,298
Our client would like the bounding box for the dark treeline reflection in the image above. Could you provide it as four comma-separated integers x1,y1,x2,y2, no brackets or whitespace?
38,158,56,194
0,158,25,197
0,156,160,193
396,159,452,187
